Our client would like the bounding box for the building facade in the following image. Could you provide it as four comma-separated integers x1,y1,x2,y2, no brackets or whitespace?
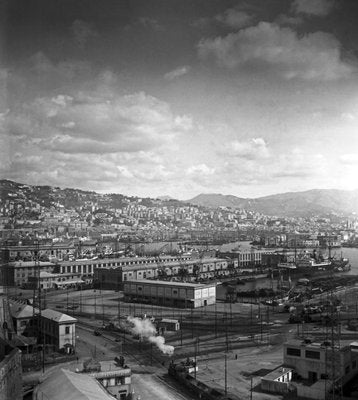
0,338,22,400
283,339,358,399
59,254,193,275
95,257,229,290
41,309,77,353
123,280,216,308
9,261,58,287
28,271,92,290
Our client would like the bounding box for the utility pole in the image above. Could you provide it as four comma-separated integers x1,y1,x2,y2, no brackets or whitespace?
194,338,198,379
180,314,183,346
224,354,227,395
250,376,253,400
80,285,82,314
214,302,217,338
94,290,97,320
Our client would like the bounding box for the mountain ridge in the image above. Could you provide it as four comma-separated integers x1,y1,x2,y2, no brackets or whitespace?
1,179,357,217
187,189,358,217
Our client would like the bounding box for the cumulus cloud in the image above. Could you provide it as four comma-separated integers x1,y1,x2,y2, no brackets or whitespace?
71,20,98,49
186,164,215,176
339,154,358,165
272,151,327,178
164,66,191,80
215,8,253,29
6,90,191,155
198,22,354,80
341,113,355,122
1,70,197,192
222,138,270,160
291,0,335,17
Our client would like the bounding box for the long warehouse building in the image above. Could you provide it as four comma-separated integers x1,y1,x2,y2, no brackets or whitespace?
123,280,216,308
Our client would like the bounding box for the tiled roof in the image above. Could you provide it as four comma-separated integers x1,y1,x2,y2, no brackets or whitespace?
41,308,77,323
35,368,116,400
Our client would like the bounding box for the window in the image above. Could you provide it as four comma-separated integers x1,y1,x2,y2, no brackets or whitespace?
65,326,70,334
345,366,350,374
287,347,301,357
353,361,357,369
305,350,320,360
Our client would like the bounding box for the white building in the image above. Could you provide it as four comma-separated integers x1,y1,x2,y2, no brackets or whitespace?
41,309,77,353
124,280,216,308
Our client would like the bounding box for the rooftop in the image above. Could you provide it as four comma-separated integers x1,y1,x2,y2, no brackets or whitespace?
285,339,349,352
34,368,116,400
11,261,55,267
41,308,77,323
9,301,38,319
124,279,216,288
262,366,292,381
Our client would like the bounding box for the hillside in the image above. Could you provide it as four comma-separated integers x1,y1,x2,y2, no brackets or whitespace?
1,179,357,218
188,189,358,217
188,193,248,209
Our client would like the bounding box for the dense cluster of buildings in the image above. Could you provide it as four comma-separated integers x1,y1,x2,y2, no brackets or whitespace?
2,180,358,249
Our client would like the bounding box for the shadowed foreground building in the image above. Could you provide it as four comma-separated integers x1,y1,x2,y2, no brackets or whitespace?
34,359,132,400
0,337,22,400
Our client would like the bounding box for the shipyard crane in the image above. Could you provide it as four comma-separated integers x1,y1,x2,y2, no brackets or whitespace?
155,243,170,279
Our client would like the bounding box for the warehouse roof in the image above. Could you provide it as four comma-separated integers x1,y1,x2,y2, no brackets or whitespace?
41,308,77,323
124,279,216,288
34,368,116,400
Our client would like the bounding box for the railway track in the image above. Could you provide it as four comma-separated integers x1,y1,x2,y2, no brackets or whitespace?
76,319,170,369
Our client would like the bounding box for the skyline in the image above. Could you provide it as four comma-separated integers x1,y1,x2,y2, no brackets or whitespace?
1,0,358,200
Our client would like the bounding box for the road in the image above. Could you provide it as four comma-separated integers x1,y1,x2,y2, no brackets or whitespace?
75,325,196,400
131,374,196,400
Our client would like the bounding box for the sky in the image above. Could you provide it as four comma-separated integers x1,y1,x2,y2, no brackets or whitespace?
1,0,358,200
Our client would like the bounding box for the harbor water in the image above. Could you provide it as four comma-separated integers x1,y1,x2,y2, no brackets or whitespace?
216,243,358,299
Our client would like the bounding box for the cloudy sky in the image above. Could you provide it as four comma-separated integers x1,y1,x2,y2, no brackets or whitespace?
1,0,358,199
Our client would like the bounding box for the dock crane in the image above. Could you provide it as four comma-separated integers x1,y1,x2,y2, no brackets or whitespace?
155,243,170,279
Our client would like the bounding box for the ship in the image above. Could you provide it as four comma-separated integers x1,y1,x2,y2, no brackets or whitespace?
277,250,332,275
329,254,350,271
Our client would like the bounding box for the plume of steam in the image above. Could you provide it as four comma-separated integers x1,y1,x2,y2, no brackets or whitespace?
148,335,174,356
127,316,174,356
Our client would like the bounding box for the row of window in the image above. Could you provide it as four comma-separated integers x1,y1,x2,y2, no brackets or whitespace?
286,347,321,360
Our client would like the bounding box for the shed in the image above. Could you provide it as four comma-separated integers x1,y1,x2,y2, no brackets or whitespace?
158,319,180,332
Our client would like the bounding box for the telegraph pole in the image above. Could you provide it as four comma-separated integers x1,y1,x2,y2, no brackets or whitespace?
224,354,227,395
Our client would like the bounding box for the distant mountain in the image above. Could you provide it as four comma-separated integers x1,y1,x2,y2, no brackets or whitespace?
188,193,248,209
188,189,358,217
2,179,357,218
156,195,175,201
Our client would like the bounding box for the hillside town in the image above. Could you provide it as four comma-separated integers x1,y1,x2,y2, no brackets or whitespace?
1,180,358,250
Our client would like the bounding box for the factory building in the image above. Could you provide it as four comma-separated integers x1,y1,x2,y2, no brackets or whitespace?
27,271,93,290
123,280,216,308
58,254,192,275
95,257,228,290
8,260,58,287
283,339,358,399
